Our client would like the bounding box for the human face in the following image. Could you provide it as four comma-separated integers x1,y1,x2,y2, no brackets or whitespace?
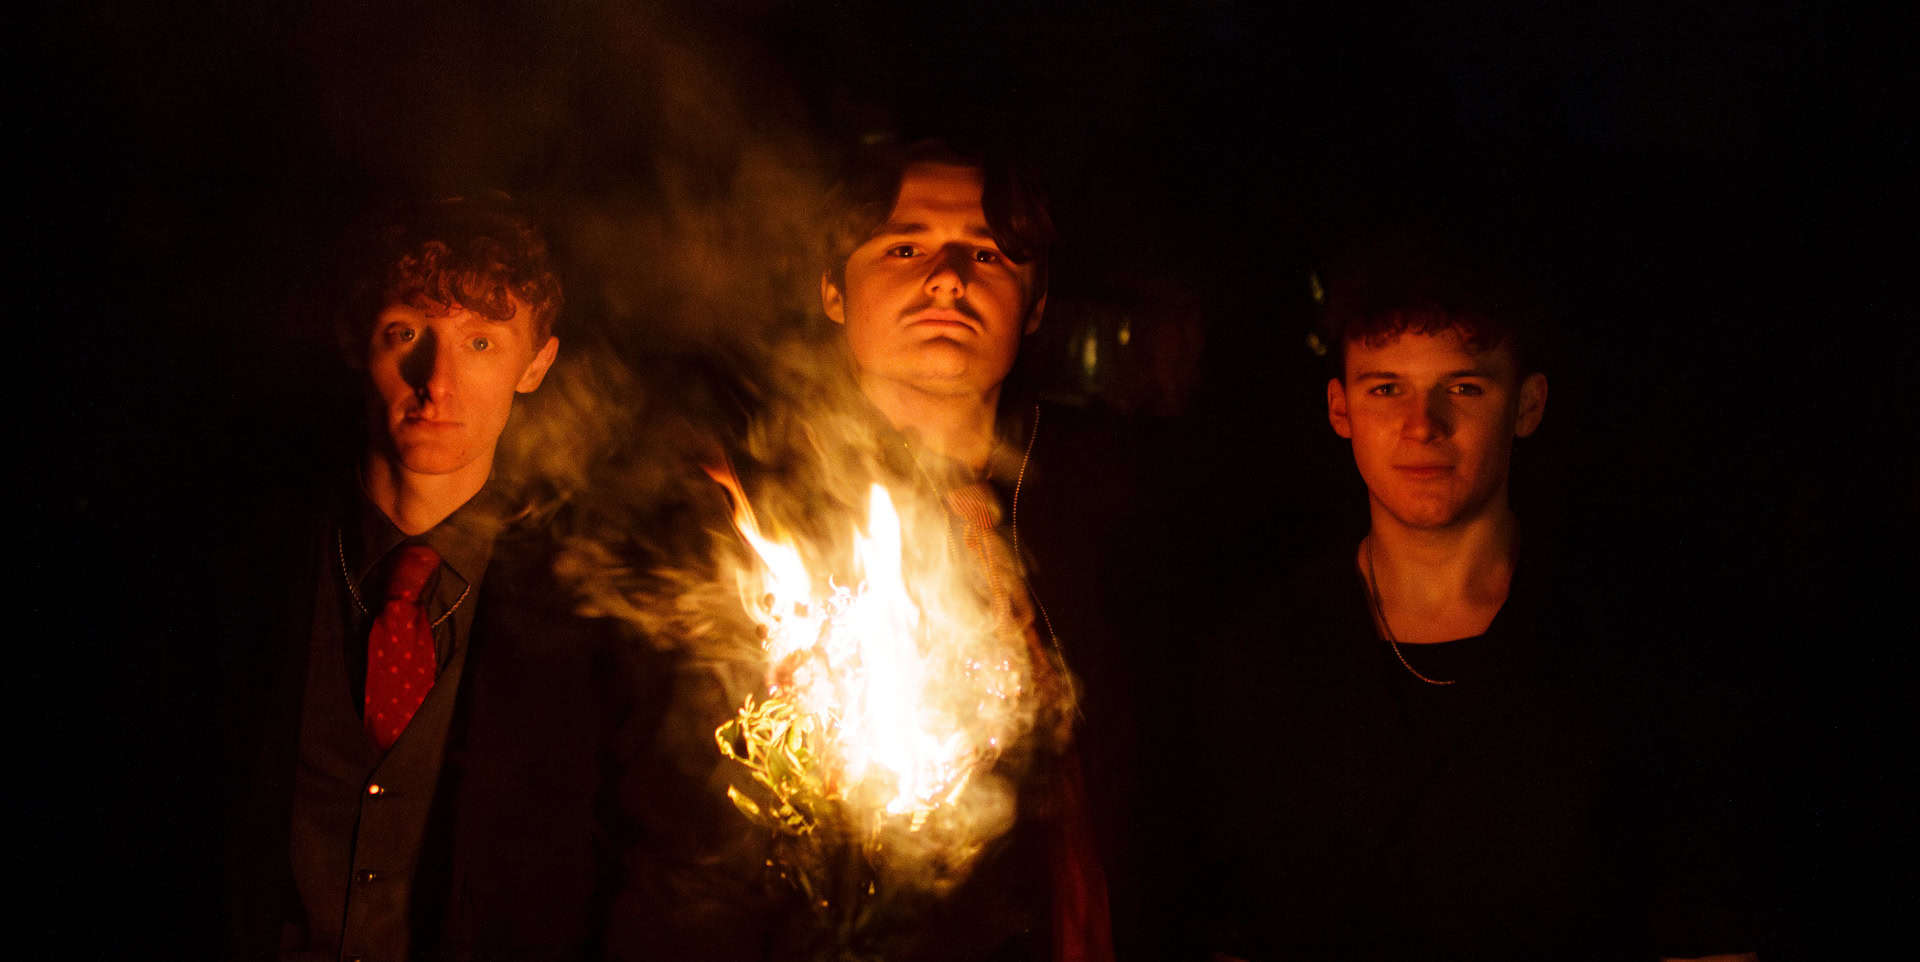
1327,329,1547,531
365,299,558,477
822,162,1044,403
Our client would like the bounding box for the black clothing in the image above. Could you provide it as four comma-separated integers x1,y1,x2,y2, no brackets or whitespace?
1197,543,1752,961
989,404,1174,961
891,402,1166,962
222,481,670,961
285,489,498,960
638,400,1166,962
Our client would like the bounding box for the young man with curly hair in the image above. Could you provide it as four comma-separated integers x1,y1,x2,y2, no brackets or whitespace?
1198,230,1758,962
224,195,664,961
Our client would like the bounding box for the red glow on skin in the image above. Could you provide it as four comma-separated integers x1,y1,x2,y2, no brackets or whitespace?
821,161,1046,471
823,162,1043,404
362,297,558,534
1327,329,1546,533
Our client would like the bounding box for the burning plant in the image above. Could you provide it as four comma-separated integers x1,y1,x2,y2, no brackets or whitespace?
704,459,1052,952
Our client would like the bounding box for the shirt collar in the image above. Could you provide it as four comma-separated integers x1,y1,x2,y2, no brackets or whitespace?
343,478,505,593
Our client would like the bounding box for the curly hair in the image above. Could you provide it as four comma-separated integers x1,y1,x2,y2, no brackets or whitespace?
1318,223,1547,378
339,194,563,359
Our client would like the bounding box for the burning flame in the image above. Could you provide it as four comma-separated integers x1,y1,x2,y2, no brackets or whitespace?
706,462,1033,834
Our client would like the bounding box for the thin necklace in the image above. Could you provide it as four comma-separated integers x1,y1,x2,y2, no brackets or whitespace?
1008,403,1039,564
1364,536,1455,686
337,528,470,629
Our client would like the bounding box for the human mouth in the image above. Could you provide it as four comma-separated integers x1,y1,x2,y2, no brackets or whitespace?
1394,465,1454,480
904,308,981,334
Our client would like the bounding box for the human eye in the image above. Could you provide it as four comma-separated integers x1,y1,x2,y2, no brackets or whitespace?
885,243,919,258
384,325,417,346
972,248,1003,264
1366,382,1400,397
1449,382,1485,397
471,335,491,352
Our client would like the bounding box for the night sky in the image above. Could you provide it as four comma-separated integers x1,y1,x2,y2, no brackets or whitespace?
33,1,1903,956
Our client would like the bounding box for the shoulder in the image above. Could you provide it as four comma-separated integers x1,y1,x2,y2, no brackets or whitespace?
1508,531,1747,756
1008,402,1160,588
1227,543,1364,640
1027,400,1137,453
1019,402,1144,504
212,477,345,651
1512,532,1682,681
472,511,675,705
223,477,344,564
1213,542,1368,701
460,514,678,784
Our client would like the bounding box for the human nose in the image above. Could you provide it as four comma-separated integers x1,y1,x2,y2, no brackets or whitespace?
400,327,456,402
922,244,969,300
1402,390,1453,441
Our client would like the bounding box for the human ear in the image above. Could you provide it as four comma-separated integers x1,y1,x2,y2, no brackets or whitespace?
1023,291,1047,335
516,336,560,394
821,272,847,325
1514,372,1548,437
1327,378,1353,438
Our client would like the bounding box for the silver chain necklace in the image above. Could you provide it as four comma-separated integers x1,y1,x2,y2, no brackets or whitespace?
1364,536,1456,687
337,528,470,629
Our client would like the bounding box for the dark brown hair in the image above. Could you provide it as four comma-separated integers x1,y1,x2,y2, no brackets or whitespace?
339,194,563,360
821,139,1054,311
1319,224,1548,378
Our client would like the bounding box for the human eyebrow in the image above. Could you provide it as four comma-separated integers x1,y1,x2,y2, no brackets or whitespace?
869,222,1000,244
447,314,521,338
1351,370,1400,381
446,313,515,328
873,221,931,238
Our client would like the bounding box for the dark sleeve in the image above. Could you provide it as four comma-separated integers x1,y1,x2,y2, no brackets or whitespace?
218,493,330,960
1180,574,1317,962
1038,411,1183,960
605,652,787,962
1181,549,1366,962
1553,553,1763,958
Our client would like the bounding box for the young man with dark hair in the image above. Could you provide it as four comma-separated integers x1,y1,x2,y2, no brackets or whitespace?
1198,233,1757,961
223,195,662,961
820,139,1055,474
810,139,1145,962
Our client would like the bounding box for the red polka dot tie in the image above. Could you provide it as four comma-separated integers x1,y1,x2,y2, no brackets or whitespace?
363,544,441,751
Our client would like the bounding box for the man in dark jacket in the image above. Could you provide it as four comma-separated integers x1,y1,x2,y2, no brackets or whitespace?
814,139,1123,962
223,195,665,961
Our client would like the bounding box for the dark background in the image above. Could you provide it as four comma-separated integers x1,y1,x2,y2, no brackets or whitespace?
32,0,1905,956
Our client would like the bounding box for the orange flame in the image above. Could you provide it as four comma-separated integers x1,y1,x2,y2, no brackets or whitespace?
707,461,1032,825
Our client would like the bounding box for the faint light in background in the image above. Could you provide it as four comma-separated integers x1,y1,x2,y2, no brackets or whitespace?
1307,273,1328,355
1030,294,1206,416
